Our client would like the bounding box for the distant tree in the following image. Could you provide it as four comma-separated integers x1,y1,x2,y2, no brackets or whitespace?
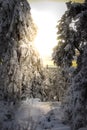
41,67,68,101
52,0,87,129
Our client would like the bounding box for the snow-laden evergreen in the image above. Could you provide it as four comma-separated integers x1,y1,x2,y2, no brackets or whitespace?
0,0,45,102
53,0,87,129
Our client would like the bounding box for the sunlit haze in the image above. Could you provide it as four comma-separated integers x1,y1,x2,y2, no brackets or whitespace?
30,1,66,60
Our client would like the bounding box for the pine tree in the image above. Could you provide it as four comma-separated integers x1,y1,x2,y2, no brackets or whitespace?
52,0,87,129
0,0,44,103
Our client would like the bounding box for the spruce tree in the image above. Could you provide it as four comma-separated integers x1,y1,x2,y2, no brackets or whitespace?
0,0,44,102
52,0,87,129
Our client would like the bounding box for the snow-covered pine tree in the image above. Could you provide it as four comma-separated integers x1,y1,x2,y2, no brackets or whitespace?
53,0,87,129
71,45,87,130
0,0,45,103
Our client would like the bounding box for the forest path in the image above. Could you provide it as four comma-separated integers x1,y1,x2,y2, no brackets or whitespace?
1,99,86,130
16,100,71,130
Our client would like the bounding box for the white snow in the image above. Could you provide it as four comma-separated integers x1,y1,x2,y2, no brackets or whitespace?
79,128,87,130
2,98,86,130
14,98,71,130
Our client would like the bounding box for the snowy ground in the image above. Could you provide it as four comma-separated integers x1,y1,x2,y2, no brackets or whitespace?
16,99,70,130
0,99,86,130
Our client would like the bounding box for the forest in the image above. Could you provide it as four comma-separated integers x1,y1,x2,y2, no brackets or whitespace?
0,0,87,130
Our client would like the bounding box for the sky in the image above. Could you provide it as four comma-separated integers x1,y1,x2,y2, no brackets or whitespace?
30,1,67,58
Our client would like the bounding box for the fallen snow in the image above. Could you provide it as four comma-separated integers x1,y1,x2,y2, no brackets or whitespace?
79,128,87,130
2,98,87,130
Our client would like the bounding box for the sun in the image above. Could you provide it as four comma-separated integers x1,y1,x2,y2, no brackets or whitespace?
30,1,67,65
31,9,58,58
